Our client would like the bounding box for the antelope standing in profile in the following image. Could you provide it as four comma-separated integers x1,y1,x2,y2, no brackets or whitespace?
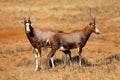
46,11,100,68
20,9,63,71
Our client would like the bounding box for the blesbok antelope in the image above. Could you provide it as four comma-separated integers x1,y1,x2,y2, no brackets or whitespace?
46,12,100,68
20,10,63,71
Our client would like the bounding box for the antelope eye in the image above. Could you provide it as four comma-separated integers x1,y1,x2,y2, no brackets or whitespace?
89,22,92,25
24,21,27,23
28,20,31,23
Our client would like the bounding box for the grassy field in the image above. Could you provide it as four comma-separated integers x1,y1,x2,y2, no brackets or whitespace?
0,0,120,80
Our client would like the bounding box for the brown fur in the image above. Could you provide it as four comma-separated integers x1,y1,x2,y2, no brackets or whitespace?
46,19,100,68
22,17,64,70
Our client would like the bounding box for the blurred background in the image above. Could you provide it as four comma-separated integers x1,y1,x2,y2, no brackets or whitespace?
0,0,120,80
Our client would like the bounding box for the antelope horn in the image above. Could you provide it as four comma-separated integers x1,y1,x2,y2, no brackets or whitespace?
20,9,24,19
28,8,31,19
88,8,96,20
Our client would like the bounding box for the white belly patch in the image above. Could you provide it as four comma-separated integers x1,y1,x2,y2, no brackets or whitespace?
60,46,66,51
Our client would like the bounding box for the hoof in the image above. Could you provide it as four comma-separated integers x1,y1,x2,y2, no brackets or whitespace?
44,65,52,70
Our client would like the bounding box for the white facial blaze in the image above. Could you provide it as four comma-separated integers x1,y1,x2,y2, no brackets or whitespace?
95,27,100,34
26,23,30,32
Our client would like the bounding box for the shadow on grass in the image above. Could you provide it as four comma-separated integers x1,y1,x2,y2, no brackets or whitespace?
90,54,120,67
49,59,63,67
49,54,120,67
49,56,90,67
16,58,34,67
16,53,120,68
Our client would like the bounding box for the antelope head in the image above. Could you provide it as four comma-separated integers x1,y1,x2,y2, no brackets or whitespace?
19,9,35,32
88,8,100,34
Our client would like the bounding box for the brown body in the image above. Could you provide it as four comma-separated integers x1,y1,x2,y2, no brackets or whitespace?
22,17,63,71
25,26,59,48
46,18,100,68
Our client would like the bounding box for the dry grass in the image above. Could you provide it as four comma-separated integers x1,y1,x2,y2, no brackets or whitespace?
0,0,120,80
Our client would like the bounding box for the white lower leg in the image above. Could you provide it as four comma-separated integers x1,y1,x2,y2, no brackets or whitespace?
35,48,39,71
51,57,55,68
35,54,39,71
79,56,82,67
38,52,41,66
78,48,82,67
63,54,67,66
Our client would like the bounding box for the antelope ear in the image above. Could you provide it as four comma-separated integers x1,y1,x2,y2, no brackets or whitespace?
89,22,92,25
31,19,37,23
19,20,24,24
31,18,40,23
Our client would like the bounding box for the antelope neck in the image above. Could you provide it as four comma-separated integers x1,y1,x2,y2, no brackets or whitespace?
82,26,93,43
25,25,34,37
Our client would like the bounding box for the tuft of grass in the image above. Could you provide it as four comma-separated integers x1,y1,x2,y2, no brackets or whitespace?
16,58,33,67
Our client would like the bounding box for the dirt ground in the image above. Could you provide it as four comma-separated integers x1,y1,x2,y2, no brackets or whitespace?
0,0,120,80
